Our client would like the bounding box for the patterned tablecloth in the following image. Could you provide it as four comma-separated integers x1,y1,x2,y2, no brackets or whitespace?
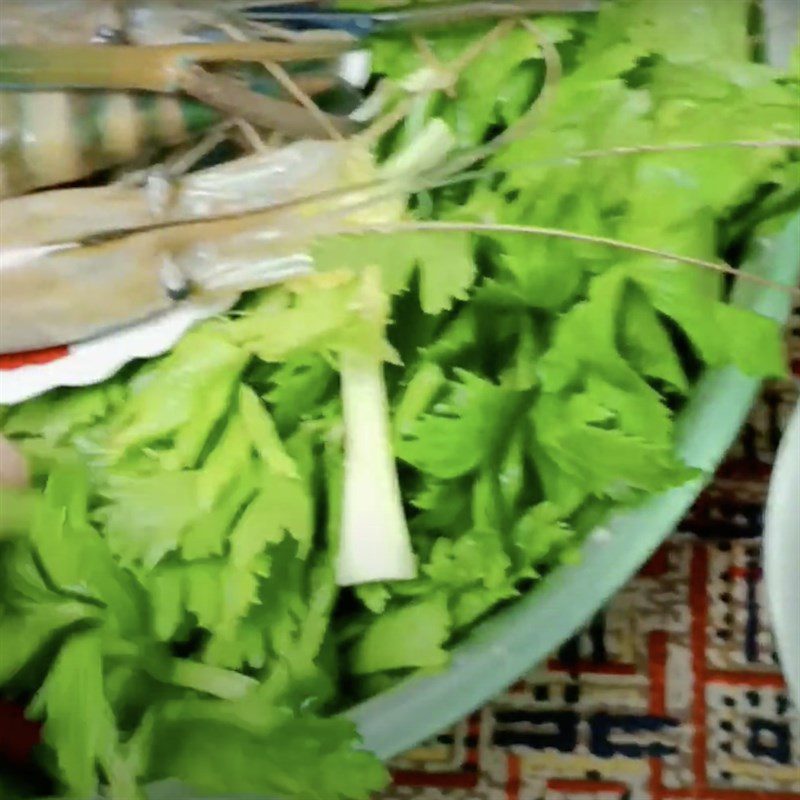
377,310,800,800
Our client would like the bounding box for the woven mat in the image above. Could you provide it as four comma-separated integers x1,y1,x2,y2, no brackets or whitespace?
376,311,800,800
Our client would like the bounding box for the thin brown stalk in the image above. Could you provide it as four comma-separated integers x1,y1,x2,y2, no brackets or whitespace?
360,99,414,144
218,20,344,141
453,18,517,72
162,121,239,178
413,35,449,92
263,60,344,141
519,18,562,111
180,66,355,138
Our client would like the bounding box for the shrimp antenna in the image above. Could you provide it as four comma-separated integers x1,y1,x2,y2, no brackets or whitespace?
342,220,800,299
194,137,800,299
68,139,800,244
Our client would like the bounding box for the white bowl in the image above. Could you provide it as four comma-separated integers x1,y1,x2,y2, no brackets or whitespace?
764,398,800,706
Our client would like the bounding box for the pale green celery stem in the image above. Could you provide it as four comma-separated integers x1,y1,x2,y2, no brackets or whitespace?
101,714,154,800
336,346,417,586
380,118,456,182
153,657,258,700
103,755,147,800
328,122,450,588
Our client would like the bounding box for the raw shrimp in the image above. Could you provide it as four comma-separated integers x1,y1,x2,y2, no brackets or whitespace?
0,1,600,195
1,0,797,357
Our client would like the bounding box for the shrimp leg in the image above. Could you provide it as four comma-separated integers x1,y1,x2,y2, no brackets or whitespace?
0,41,352,92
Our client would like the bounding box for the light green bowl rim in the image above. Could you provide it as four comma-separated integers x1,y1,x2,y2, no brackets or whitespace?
348,0,800,757
348,215,800,760
140,215,800,800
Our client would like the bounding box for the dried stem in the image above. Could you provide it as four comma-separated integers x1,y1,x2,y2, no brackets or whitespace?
263,59,344,141
219,20,344,142
180,66,354,139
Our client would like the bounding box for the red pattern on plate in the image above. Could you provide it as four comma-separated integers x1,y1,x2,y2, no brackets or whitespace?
0,346,70,370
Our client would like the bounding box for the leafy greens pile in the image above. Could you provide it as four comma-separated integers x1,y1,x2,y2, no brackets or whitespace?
1,1,798,798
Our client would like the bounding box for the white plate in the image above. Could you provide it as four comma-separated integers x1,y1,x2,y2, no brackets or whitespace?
764,398,800,706
0,303,224,405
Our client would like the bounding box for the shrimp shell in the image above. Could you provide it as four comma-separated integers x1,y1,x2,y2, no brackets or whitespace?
0,139,395,353
0,90,216,198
